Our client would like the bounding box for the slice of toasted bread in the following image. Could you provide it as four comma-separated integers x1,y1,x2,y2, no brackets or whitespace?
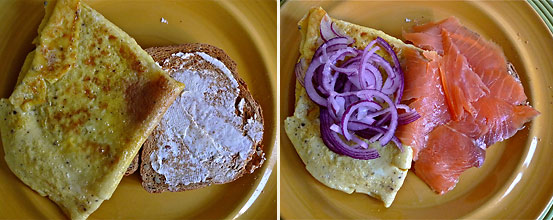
140,44,265,193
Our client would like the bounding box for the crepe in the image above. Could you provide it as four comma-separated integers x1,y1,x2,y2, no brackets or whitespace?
0,0,184,219
284,7,417,207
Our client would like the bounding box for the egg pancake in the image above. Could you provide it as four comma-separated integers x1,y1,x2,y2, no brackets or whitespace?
284,7,419,207
0,0,184,219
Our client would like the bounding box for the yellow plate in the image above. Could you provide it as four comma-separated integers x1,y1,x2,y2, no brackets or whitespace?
281,1,553,219
0,0,276,219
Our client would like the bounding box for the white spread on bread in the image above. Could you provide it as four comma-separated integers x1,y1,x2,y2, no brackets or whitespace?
172,52,191,59
196,52,239,88
150,52,262,189
238,98,245,114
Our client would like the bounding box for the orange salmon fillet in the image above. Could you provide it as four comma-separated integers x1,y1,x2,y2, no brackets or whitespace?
400,17,539,194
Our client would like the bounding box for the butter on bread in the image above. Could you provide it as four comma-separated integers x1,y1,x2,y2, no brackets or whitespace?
140,44,265,193
284,7,417,207
0,0,184,219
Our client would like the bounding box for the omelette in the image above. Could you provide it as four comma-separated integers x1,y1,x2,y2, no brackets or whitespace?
0,0,184,219
284,7,419,207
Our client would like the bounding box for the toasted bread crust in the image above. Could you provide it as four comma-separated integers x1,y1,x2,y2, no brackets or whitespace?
140,43,264,193
124,150,140,176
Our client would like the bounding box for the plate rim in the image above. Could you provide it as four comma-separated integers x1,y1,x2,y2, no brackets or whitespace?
280,1,553,218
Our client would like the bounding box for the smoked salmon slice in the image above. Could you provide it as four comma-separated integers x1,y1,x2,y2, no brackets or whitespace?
414,121,486,195
404,17,528,105
439,29,489,120
472,97,540,146
447,31,528,105
403,17,460,53
397,49,450,160
400,17,539,194
414,97,538,194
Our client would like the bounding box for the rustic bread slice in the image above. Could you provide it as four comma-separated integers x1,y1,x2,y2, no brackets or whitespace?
140,44,265,193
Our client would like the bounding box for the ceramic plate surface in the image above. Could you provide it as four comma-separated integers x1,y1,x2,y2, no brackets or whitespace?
281,1,553,219
0,0,277,219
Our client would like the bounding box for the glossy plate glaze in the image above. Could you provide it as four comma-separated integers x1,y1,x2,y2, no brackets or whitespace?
281,1,553,219
0,0,276,219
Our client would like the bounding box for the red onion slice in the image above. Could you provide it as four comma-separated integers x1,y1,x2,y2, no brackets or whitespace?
349,121,378,131
295,58,306,86
321,48,358,92
355,89,399,145
358,41,379,90
356,126,386,143
314,37,349,59
304,58,327,106
298,21,419,160
319,15,351,43
398,111,421,125
320,15,334,42
376,37,405,103
320,108,379,160
340,100,382,141
331,22,347,38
